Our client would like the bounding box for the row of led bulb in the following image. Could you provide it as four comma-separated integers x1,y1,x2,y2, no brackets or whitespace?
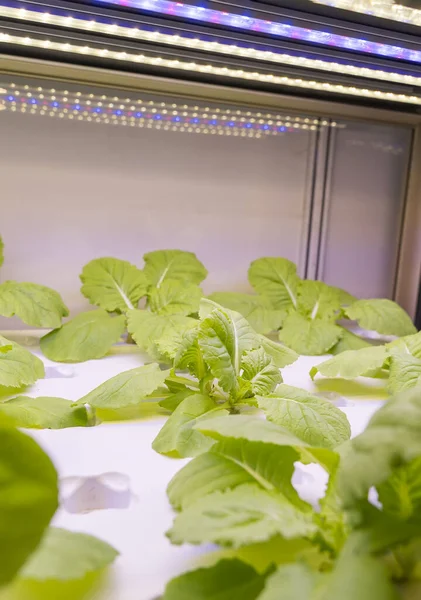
312,0,421,27
0,32,419,107
1,87,343,135
95,0,421,62
1,6,421,89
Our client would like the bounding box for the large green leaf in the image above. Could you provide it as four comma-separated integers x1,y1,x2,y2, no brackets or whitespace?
168,483,316,547
248,258,300,310
257,384,350,449
207,293,285,334
127,309,197,360
389,331,421,359
0,396,90,429
258,534,396,600
278,312,342,356
310,345,388,380
20,528,118,581
329,329,371,355
199,307,257,395
241,348,282,396
143,249,207,287
152,394,228,458
258,335,299,368
377,456,421,521
80,257,148,312
0,235,4,268
174,328,206,379
40,311,126,363
0,425,58,586
337,388,421,507
77,364,170,409
167,438,307,511
162,559,267,600
0,282,68,328
0,336,45,388
195,415,339,473
297,281,342,322
345,299,416,337
148,279,202,316
388,351,421,394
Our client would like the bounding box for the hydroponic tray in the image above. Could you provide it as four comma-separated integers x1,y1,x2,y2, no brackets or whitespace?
1,331,389,600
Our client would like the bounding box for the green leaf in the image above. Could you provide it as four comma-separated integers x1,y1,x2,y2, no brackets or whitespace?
0,282,68,328
0,396,90,429
77,364,170,409
279,312,342,356
80,257,148,312
167,483,316,547
257,384,350,449
258,335,299,368
207,293,285,334
297,281,342,321
377,456,421,521
162,559,267,600
20,528,118,581
248,258,300,310
152,394,228,458
127,309,197,360
241,348,282,396
195,415,339,473
388,331,421,359
329,329,371,355
388,351,421,394
0,336,45,388
345,299,416,337
258,534,397,600
143,249,207,287
167,438,305,511
310,345,388,380
199,307,257,395
148,279,202,316
0,426,58,586
174,328,206,379
337,387,421,507
0,235,4,268
40,311,126,363
159,388,195,412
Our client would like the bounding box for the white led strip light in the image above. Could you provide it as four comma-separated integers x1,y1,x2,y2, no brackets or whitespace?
0,31,420,105
312,0,421,27
2,5,421,88
2,83,335,135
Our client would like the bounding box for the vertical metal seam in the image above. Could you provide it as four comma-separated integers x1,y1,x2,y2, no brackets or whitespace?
303,126,321,280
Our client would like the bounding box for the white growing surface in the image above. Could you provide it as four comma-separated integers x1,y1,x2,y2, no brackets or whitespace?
3,331,387,600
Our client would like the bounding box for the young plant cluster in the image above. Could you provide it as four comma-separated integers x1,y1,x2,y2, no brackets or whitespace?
1,233,421,597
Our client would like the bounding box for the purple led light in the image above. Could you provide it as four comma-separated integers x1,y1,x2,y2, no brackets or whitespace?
96,0,421,63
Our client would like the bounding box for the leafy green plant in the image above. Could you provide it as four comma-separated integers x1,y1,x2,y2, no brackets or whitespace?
0,416,117,589
160,387,421,599
40,250,207,363
0,235,68,329
310,330,421,394
0,334,45,389
210,257,416,355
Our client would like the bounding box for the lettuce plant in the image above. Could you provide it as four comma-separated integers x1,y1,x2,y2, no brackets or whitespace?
210,257,416,355
0,235,69,329
40,250,207,363
311,330,421,394
0,415,117,588
161,387,421,599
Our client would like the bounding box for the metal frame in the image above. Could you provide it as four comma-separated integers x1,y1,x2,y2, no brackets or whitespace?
1,53,421,318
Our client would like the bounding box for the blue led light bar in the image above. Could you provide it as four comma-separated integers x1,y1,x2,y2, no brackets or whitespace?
96,0,421,63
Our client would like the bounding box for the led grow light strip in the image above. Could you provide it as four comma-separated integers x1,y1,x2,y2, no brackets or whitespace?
2,88,323,135
6,82,322,124
0,32,420,105
96,0,421,63
3,6,421,87
312,1,421,27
